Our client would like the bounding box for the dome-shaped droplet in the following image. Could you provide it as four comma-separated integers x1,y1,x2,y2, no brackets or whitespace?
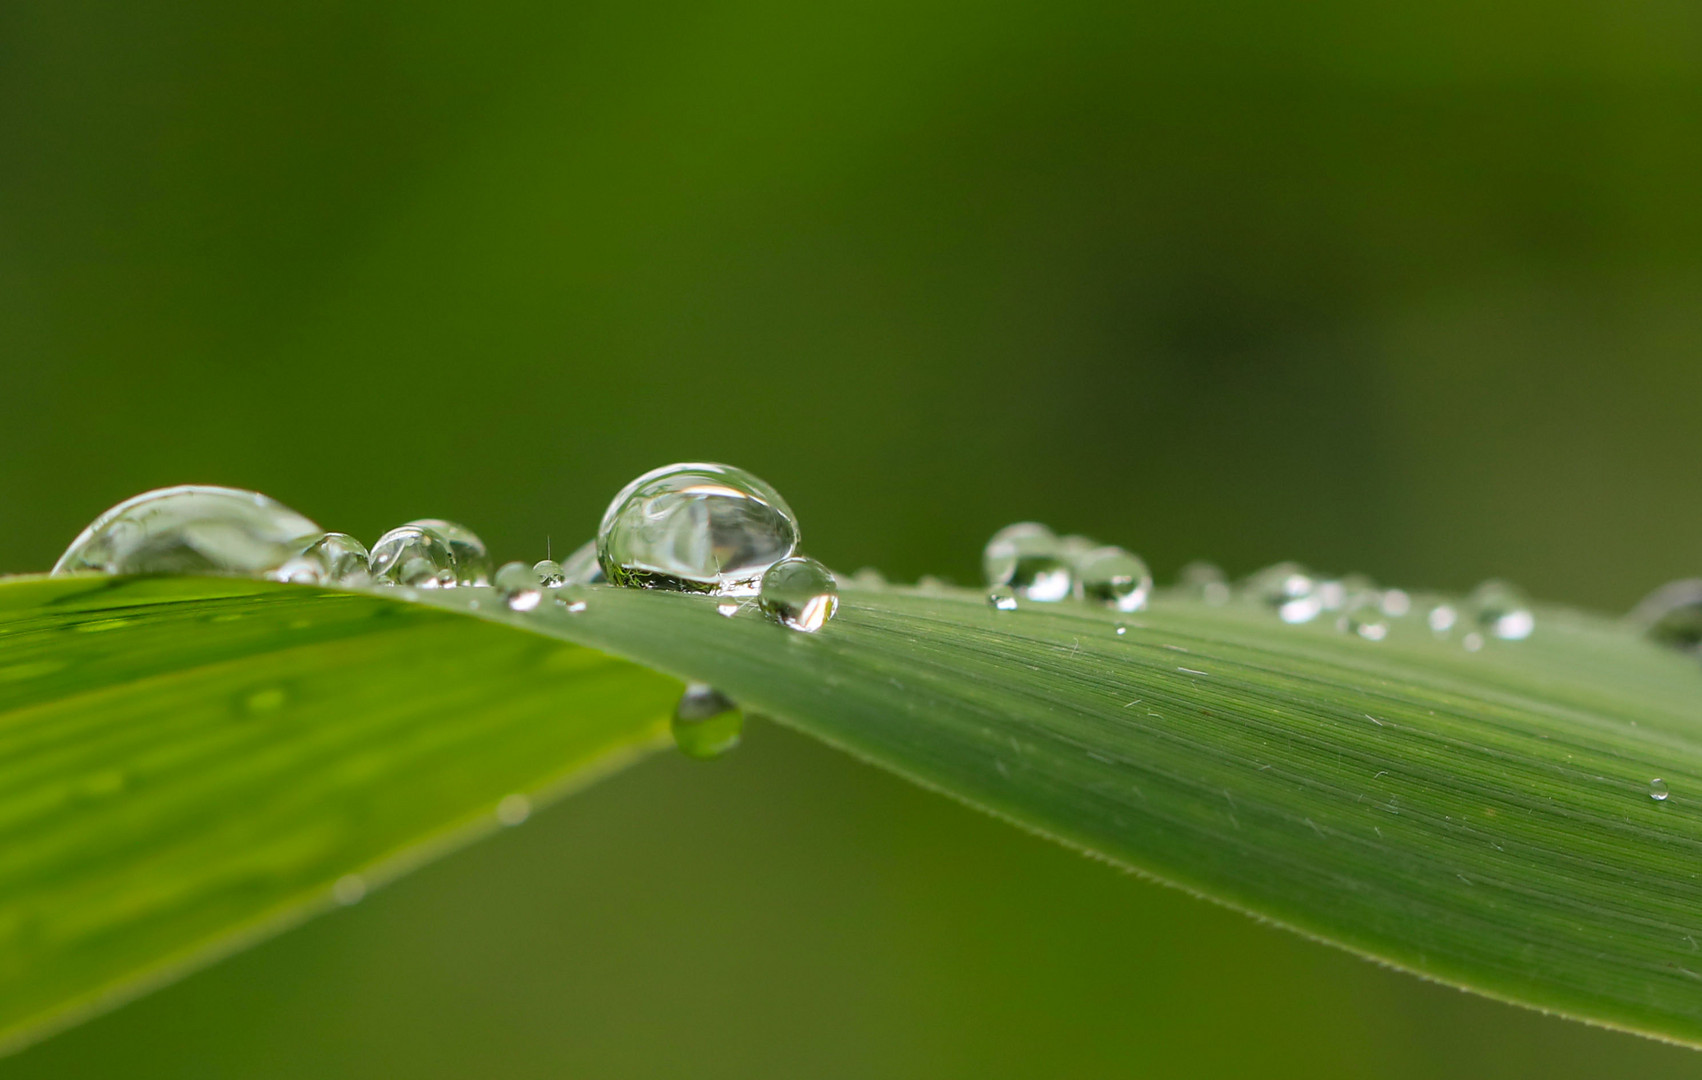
1244,562,1321,624
1469,579,1534,641
406,519,491,586
987,585,1018,610
533,560,566,588
1427,600,1458,636
1651,778,1670,802
1075,545,1152,612
759,556,839,632
672,683,743,760
598,463,798,595
1380,588,1412,618
271,532,372,586
1627,579,1702,651
494,561,544,611
369,525,456,588
52,485,323,579
983,522,1072,602
1177,560,1231,605
559,539,605,585
1338,594,1388,641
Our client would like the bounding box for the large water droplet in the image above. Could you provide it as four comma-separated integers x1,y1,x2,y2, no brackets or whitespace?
494,561,544,611
369,525,456,588
1651,778,1670,802
598,463,798,595
272,532,372,586
1628,580,1702,650
672,683,743,759
558,539,605,585
1469,579,1534,641
759,556,839,632
52,486,323,578
533,560,566,588
983,522,1072,602
405,519,491,586
1075,545,1152,612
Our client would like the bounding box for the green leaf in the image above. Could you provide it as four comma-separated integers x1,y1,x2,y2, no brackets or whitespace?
4,571,1702,1051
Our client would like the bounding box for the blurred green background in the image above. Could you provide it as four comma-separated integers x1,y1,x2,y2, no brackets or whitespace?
3,0,1701,1075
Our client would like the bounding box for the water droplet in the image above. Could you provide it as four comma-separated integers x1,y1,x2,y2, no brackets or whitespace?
1469,579,1534,641
1074,545,1152,612
271,532,372,587
1380,588,1412,618
851,567,887,587
1244,562,1322,623
759,556,839,632
1628,580,1702,650
1461,631,1484,652
496,793,532,825
1114,623,1128,636
405,519,491,586
333,874,367,905
368,525,456,588
1177,560,1231,605
1651,778,1670,802
533,560,566,588
1428,602,1458,635
559,539,605,585
494,562,544,611
988,586,1018,610
672,683,743,759
1338,595,1388,642
598,463,799,595
983,523,1073,602
52,485,323,578
716,601,741,617
553,593,589,614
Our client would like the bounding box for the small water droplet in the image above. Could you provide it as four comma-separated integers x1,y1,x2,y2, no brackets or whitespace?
1469,579,1534,641
271,532,372,587
1428,602,1458,635
983,523,1073,602
1651,778,1670,801
533,560,566,588
1075,546,1152,612
405,519,491,586
716,601,741,617
559,539,605,585
1380,588,1412,618
552,593,589,614
1461,631,1484,652
333,874,367,905
494,562,544,611
369,526,456,587
1338,595,1388,642
496,793,532,825
598,463,799,595
988,586,1018,611
53,485,323,579
1177,561,1231,605
1114,623,1128,636
672,683,743,759
759,556,839,632
851,567,887,586
917,574,953,592
1245,562,1323,623
1628,580,1702,650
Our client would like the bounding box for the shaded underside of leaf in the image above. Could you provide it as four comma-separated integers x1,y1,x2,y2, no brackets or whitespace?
4,572,1702,1052
0,576,681,1053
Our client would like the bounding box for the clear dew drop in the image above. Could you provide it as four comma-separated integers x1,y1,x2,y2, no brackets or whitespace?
1075,545,1152,612
672,683,744,760
1461,631,1485,652
988,585,1018,611
405,519,492,586
1177,560,1231,605
559,539,605,585
759,556,839,633
1469,579,1534,641
1651,778,1671,802
53,485,323,579
1114,623,1128,636
1338,594,1388,642
1380,588,1412,618
851,567,887,587
533,560,566,588
1628,580,1702,651
494,561,544,611
598,463,799,596
368,525,456,588
983,522,1073,602
1428,602,1458,635
1244,561,1322,623
271,532,371,587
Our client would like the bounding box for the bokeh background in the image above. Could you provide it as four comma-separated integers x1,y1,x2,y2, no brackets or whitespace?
3,0,1701,1075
